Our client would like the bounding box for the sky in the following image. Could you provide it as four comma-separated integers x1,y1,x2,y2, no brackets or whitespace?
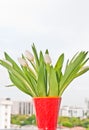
0,0,89,107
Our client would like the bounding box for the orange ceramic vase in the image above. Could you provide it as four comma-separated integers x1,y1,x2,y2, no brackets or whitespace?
33,97,61,130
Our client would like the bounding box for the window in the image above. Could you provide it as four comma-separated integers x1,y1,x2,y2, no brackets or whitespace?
5,125,7,128
5,105,8,109
5,112,8,116
5,118,7,122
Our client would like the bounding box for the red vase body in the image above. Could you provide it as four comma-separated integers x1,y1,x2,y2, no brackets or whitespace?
33,97,61,130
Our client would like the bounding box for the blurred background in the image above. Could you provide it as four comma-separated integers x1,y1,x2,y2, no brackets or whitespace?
0,0,89,107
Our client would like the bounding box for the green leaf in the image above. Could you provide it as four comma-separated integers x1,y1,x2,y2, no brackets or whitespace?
32,43,39,69
39,51,44,63
9,72,32,96
76,66,89,77
0,60,37,97
55,53,64,71
5,84,14,87
59,51,89,96
39,51,47,95
4,52,24,77
55,53,64,86
4,53,37,96
4,53,37,85
21,66,38,96
36,62,46,96
56,71,62,85
22,54,37,78
45,49,49,54
48,66,58,96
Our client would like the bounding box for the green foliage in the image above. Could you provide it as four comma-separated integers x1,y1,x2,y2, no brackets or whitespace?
11,114,36,126
11,114,28,125
11,115,89,128
62,121,73,128
80,118,89,128
0,44,89,97
58,116,89,128
69,117,81,126
86,128,89,130
21,115,36,126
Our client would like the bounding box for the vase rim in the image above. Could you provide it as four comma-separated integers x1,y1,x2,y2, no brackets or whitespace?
33,96,61,99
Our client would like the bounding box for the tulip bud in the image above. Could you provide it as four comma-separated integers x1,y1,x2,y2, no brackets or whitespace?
44,54,52,64
80,66,89,71
18,58,28,67
25,50,34,61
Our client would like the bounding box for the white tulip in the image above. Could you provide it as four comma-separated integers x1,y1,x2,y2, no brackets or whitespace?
25,50,34,61
44,54,52,64
18,58,28,67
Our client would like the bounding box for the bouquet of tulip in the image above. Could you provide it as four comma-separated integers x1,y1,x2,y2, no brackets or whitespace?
0,44,89,97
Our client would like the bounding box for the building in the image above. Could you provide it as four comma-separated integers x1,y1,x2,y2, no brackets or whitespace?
11,100,34,115
60,106,84,118
60,106,69,117
0,98,12,129
11,101,85,118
